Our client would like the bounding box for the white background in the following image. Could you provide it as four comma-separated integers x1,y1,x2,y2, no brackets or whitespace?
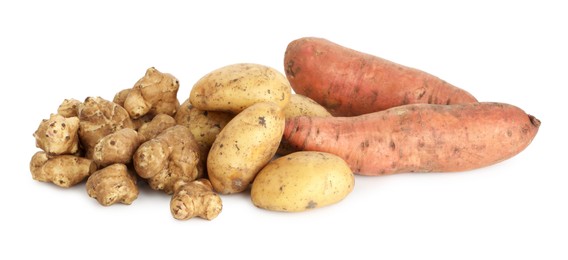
1,0,566,259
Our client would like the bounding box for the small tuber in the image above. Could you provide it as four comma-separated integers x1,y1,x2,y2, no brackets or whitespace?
137,114,177,142
30,151,96,188
92,128,142,167
133,125,201,194
112,89,131,107
123,67,180,119
170,179,222,220
33,114,81,156
78,96,134,159
86,163,139,206
57,99,82,118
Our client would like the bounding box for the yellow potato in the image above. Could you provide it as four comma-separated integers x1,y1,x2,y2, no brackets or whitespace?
251,151,354,212
207,102,285,194
283,94,332,118
190,63,291,113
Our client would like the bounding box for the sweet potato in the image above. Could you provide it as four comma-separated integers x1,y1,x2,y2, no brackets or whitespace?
282,102,540,175
284,37,478,116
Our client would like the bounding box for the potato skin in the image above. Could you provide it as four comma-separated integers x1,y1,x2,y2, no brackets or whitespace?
207,102,285,194
251,151,354,212
283,94,332,118
190,63,291,113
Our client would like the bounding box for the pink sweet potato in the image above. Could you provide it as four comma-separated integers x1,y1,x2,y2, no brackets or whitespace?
282,102,540,175
284,37,478,116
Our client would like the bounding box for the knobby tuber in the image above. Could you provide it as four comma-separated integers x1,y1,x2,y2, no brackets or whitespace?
92,128,143,167
170,179,222,220
30,151,96,188
86,163,139,206
78,96,134,159
134,125,201,194
123,67,180,119
34,114,80,156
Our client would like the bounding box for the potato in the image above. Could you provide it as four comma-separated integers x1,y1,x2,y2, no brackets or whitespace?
283,94,332,118
207,102,285,194
189,63,292,113
251,151,354,212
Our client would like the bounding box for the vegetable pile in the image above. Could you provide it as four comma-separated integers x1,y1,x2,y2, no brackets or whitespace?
30,37,540,220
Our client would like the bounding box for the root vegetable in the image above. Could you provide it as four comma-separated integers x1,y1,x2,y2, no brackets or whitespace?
57,99,81,118
282,102,540,175
207,102,285,194
133,125,201,194
251,152,354,212
78,97,134,159
86,163,139,206
33,114,80,156
113,88,154,130
175,99,234,150
170,179,222,220
131,114,154,130
283,94,332,119
112,88,131,107
284,37,478,116
175,99,234,176
92,128,143,167
30,151,96,188
137,114,177,142
189,63,291,113
124,67,180,119
278,94,332,155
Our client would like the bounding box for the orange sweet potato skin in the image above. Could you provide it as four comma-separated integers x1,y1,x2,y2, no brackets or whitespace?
283,102,540,175
284,37,478,116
